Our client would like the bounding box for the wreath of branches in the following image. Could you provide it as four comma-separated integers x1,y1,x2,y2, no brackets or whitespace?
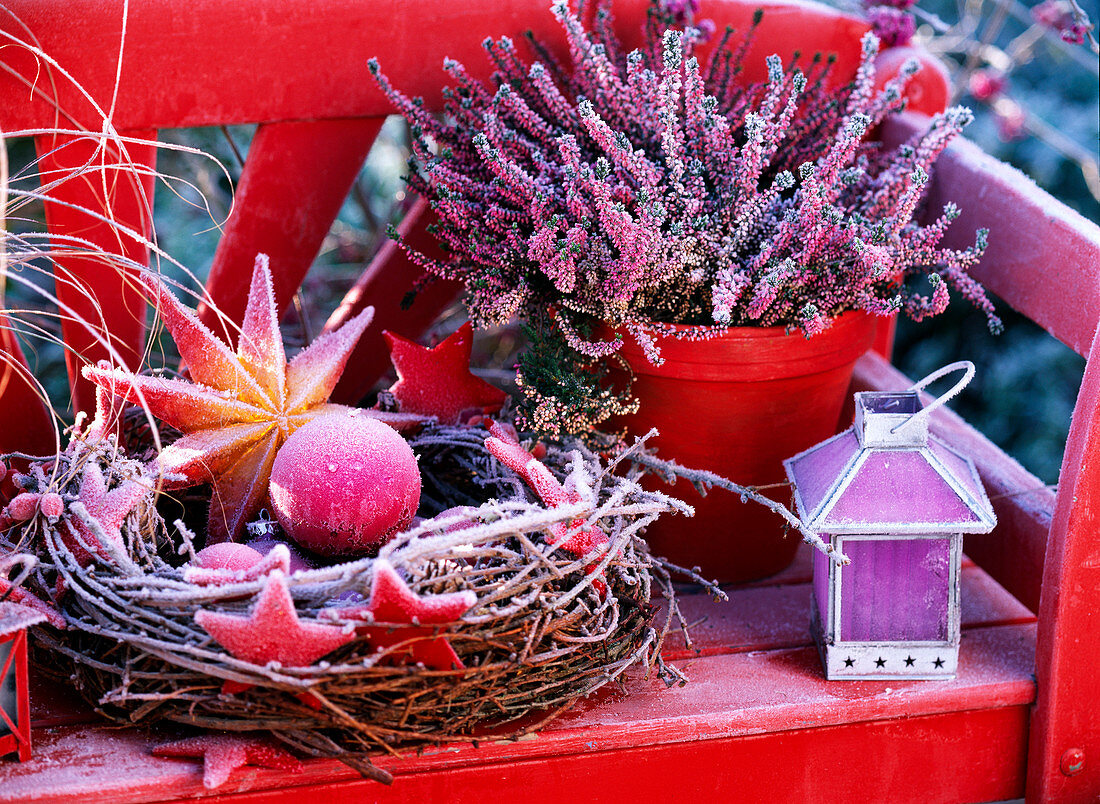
1,421,717,783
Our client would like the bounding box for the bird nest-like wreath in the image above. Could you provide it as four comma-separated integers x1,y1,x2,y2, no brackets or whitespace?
1,418,709,783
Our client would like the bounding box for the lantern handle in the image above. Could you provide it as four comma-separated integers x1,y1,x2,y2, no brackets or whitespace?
891,360,976,434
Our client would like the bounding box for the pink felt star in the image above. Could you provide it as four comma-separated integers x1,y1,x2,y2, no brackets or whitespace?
195,570,354,670
322,559,475,670
484,422,608,557
183,543,292,586
385,323,507,425
62,463,148,566
152,734,302,790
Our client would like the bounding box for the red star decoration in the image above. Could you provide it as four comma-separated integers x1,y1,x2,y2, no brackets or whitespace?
322,559,475,670
63,463,148,566
385,323,507,425
152,734,302,790
484,422,609,595
484,422,609,557
195,570,354,695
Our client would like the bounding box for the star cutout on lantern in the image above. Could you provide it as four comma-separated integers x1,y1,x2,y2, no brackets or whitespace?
843,657,855,668
904,655,916,667
874,657,886,668
83,254,425,541
152,734,302,790
195,570,354,685
62,463,149,567
385,323,507,425
321,559,475,670
933,657,945,668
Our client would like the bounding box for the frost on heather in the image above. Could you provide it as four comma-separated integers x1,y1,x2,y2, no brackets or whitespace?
371,0,1000,435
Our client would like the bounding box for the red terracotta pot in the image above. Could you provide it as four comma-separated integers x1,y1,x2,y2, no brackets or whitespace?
611,312,878,583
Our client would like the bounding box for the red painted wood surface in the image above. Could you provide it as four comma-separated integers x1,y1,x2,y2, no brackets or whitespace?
197,119,383,343
0,631,32,762
0,316,55,456
4,550,1036,803
0,0,871,131
33,130,156,421
1028,318,1100,802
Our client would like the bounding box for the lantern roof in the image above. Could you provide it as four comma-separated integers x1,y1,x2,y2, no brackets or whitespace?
0,601,46,638
784,415,997,535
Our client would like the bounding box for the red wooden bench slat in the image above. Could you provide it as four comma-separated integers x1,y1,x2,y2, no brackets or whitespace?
0,0,870,131
6,622,1035,803
33,130,156,419
9,707,1031,804
197,118,383,340
1029,319,1100,802
0,315,55,454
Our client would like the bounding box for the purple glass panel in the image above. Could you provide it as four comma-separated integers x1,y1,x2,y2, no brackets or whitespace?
787,431,859,517
929,439,983,503
813,545,831,635
839,538,950,642
824,451,979,528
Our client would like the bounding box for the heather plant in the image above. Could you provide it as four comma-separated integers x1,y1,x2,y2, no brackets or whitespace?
370,0,1000,436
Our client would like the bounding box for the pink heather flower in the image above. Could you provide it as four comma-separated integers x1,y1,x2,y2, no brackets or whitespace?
371,6,998,435
1031,0,1093,43
799,304,833,336
968,70,1006,102
683,18,717,46
1061,22,1090,44
994,100,1027,141
661,0,700,20
866,6,917,46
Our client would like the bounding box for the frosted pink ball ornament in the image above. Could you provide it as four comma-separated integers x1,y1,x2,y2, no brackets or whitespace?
269,413,422,557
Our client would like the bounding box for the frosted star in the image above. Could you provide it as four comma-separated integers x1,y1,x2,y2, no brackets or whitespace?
322,559,475,670
484,422,608,557
62,463,149,566
152,734,302,790
195,570,354,668
385,323,507,425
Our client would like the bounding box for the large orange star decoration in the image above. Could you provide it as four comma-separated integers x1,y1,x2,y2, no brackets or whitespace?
83,255,424,541
385,323,507,425
322,559,475,670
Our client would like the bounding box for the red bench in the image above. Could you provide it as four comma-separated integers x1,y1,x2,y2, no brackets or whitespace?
0,1,1098,800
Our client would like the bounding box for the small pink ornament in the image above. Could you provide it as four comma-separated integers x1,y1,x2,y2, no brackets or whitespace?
245,535,315,573
269,413,421,556
194,543,264,572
